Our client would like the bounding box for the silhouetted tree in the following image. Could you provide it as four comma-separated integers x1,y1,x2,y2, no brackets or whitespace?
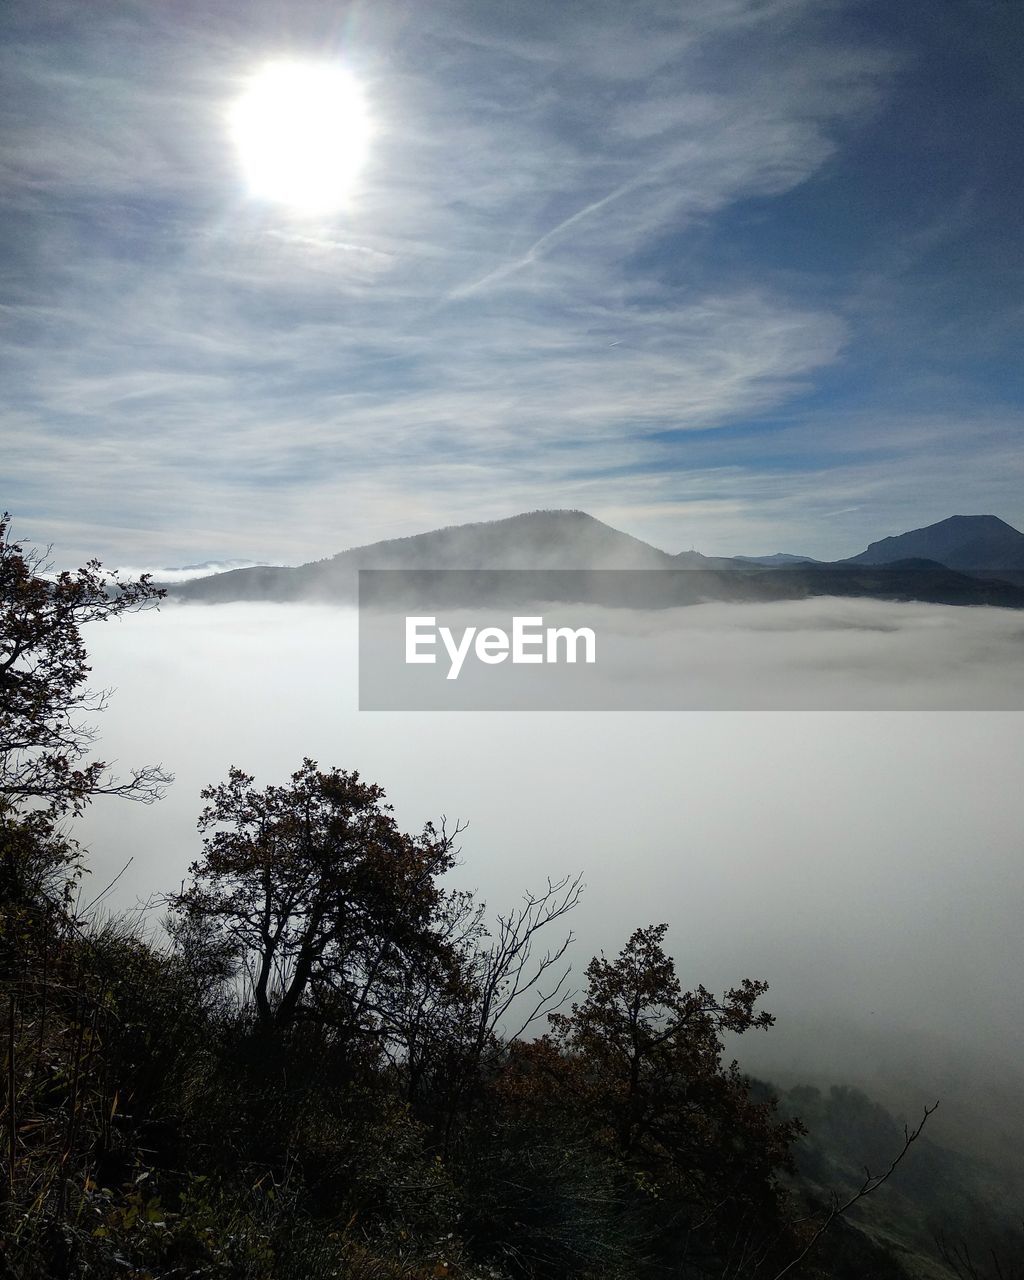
0,511,170,820
171,760,465,1034
542,924,803,1270
1,514,173,1238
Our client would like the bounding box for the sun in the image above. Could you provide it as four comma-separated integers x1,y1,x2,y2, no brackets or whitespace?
229,61,371,214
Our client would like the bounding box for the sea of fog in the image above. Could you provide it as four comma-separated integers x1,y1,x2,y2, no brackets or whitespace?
74,598,1024,1160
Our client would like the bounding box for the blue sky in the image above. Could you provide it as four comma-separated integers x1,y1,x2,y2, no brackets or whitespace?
3,0,1022,565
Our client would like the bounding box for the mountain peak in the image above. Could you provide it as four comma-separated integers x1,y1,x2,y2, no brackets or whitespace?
846,514,1024,577
920,514,1015,532
322,508,672,571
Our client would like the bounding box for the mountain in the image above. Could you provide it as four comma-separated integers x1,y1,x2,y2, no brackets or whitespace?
327,509,675,570
734,552,819,566
171,509,1024,610
845,514,1024,582
672,549,748,570
173,510,674,603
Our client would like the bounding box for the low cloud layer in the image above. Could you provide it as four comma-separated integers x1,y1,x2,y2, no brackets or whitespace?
74,599,1024,1126
113,559,272,584
360,596,1024,710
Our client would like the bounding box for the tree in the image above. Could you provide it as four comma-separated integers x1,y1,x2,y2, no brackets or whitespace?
0,515,173,1257
1,512,172,978
542,925,803,1269
0,511,170,820
171,759,465,1034
549,925,792,1160
406,873,584,1153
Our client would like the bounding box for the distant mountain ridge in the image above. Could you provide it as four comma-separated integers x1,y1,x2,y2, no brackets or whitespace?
735,553,820,566
844,514,1024,583
170,510,1024,609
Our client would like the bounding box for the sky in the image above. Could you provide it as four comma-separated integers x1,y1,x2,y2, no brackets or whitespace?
3,0,1023,566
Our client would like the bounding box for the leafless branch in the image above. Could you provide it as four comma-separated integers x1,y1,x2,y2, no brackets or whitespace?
770,1100,939,1280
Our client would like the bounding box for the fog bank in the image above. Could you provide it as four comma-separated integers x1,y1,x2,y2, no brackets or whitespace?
74,600,1024,1156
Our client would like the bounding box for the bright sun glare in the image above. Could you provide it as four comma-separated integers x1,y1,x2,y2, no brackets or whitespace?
229,61,371,214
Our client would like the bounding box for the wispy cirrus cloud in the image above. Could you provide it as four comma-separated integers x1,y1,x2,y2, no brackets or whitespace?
4,0,1020,565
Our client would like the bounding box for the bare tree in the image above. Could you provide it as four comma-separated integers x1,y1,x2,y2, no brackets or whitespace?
426,874,584,1152
471,873,584,1049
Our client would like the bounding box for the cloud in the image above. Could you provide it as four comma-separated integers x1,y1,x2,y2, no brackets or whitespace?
71,598,1024,1108
362,595,1024,711
5,2,1019,570
113,559,273,583
0,0,901,564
